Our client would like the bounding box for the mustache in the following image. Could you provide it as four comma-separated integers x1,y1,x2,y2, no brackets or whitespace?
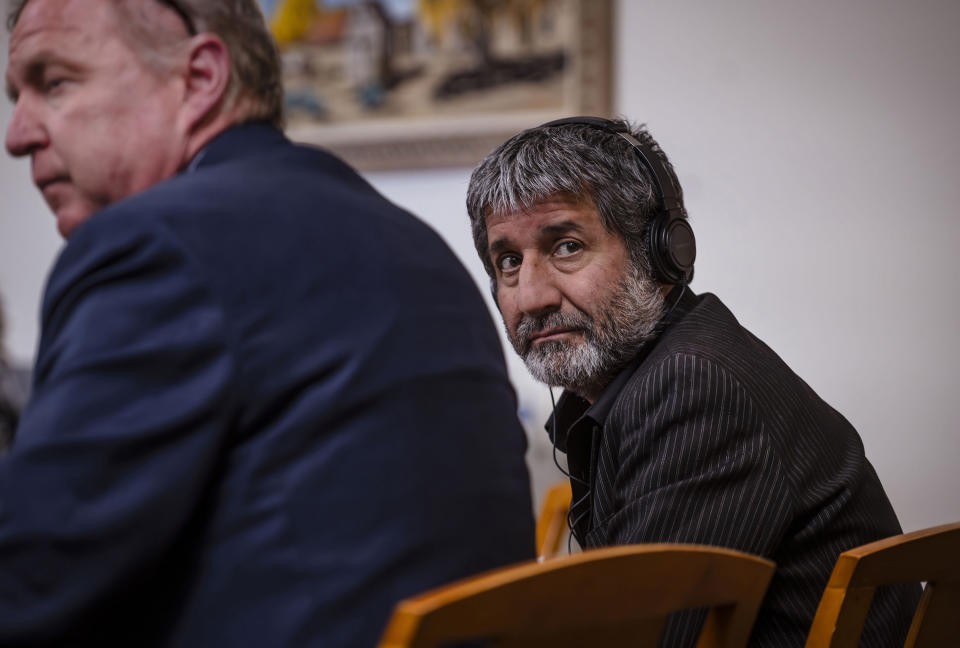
514,309,593,355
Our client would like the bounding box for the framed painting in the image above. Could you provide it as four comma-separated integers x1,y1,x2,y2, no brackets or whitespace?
257,0,613,170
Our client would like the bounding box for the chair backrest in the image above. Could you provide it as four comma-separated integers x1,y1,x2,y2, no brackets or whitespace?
805,521,960,648
379,544,775,648
535,481,572,559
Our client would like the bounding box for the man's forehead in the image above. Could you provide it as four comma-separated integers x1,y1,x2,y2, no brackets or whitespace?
485,198,596,231
7,0,142,90
10,0,116,44
12,0,72,31
10,5,93,54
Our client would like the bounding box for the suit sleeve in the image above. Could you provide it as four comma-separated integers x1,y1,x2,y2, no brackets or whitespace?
0,220,235,642
597,352,794,555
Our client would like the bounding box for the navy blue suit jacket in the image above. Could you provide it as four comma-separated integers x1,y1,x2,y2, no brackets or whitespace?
0,124,534,646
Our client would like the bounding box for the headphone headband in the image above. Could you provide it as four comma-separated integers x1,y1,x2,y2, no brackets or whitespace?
537,117,683,217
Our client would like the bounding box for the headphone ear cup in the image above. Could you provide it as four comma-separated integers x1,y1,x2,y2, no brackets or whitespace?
647,213,696,285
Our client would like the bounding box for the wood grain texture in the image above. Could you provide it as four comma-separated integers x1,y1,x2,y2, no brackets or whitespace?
805,522,960,648
378,544,774,648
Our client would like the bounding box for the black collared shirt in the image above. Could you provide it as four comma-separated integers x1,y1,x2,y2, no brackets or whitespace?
545,286,693,543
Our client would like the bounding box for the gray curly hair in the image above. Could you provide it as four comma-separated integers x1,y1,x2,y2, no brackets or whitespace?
466,118,688,280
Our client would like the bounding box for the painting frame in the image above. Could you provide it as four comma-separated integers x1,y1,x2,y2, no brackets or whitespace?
269,0,613,171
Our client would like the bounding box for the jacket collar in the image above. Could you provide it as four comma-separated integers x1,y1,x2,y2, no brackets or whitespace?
184,122,288,174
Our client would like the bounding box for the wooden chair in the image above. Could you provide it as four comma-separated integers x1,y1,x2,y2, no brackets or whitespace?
379,544,775,648
805,521,960,648
535,481,572,559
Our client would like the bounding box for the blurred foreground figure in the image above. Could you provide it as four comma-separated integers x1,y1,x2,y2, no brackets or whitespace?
1,1,534,645
466,116,918,647
0,296,29,452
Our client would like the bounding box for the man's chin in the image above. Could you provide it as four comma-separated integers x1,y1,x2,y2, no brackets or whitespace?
53,207,95,239
523,344,587,389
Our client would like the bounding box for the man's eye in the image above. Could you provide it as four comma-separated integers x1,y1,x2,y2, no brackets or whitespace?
554,240,582,257
497,254,521,273
41,74,71,95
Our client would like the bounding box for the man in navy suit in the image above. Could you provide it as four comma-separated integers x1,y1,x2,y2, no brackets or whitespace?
1,1,534,645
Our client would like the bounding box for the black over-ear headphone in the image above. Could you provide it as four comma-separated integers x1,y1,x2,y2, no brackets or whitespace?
538,116,696,285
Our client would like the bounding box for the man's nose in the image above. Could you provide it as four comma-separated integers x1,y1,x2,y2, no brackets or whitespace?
516,258,562,317
5,95,47,158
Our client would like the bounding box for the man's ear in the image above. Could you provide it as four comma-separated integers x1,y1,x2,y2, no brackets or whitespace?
177,34,231,134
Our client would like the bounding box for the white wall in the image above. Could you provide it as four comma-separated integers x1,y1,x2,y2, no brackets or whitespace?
608,0,960,533
2,0,958,532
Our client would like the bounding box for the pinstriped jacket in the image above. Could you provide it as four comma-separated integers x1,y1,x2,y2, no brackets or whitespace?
549,289,919,647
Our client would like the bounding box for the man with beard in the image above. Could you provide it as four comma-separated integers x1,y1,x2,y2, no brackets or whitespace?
466,116,919,646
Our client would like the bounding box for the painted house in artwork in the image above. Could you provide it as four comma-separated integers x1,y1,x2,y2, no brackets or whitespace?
344,2,394,87
418,0,569,62
265,0,576,119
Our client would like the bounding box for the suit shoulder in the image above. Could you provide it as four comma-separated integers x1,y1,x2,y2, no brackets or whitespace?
613,348,762,429
643,294,799,392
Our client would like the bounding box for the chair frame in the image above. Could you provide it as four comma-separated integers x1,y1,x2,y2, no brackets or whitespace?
535,481,572,560
379,543,775,648
805,521,960,648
